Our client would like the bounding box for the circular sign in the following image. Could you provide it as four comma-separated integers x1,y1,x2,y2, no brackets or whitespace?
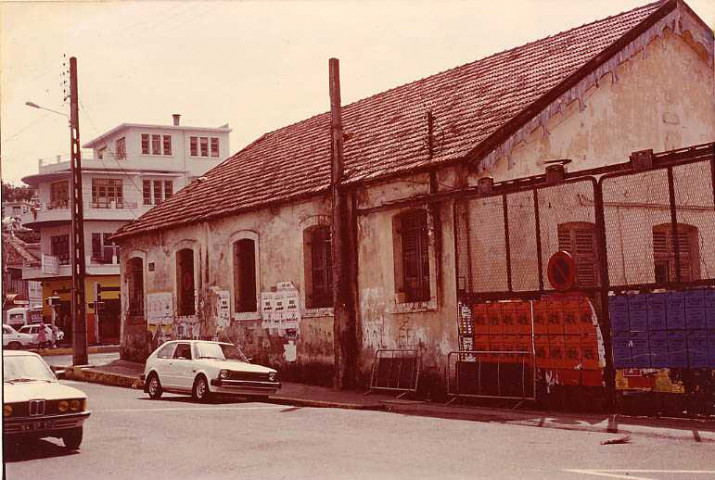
547,251,576,292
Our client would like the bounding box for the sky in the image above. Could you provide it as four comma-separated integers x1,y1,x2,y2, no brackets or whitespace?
1,0,713,186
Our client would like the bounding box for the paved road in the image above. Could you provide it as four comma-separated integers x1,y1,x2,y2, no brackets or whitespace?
41,352,120,368
4,382,714,480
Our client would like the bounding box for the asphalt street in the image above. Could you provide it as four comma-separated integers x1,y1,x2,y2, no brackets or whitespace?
3,381,713,480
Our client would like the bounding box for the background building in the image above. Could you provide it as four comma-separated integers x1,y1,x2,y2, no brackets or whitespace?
21,115,230,344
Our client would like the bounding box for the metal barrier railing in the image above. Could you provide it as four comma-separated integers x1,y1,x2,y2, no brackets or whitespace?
368,349,421,397
447,350,536,401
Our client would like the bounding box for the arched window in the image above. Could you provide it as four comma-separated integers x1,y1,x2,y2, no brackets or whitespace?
233,238,257,312
557,222,599,288
304,226,332,308
393,210,431,303
653,223,700,283
126,257,144,317
176,248,195,316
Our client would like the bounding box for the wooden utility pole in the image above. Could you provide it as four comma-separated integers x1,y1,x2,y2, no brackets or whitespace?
69,56,88,366
329,58,354,389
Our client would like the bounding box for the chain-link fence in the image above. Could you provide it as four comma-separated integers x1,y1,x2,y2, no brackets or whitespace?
452,144,715,405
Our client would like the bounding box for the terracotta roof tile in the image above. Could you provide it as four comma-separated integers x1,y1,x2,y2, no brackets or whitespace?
116,1,666,238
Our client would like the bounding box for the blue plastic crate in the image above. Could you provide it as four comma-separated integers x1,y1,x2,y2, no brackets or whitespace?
707,304,715,330
667,334,688,368
647,293,667,331
687,330,709,368
686,307,707,330
685,290,705,309
665,292,686,330
628,295,648,331
609,297,630,332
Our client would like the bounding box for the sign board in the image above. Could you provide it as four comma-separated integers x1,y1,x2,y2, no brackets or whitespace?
41,254,59,275
547,251,576,292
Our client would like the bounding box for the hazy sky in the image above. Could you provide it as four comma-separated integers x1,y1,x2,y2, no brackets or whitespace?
1,0,713,185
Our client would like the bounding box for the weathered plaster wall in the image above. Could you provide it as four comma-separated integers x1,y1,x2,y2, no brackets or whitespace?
482,29,714,183
119,196,338,385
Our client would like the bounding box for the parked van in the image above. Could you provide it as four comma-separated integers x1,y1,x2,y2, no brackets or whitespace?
4,307,43,330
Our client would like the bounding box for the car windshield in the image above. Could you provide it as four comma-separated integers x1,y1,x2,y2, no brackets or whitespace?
194,343,249,362
3,356,56,383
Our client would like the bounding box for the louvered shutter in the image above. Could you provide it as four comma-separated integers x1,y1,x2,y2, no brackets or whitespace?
557,223,598,288
652,225,696,282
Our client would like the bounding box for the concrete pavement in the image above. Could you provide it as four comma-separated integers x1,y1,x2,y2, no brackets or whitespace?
56,358,715,443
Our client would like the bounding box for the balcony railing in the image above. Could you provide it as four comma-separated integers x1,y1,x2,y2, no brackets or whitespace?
40,199,139,211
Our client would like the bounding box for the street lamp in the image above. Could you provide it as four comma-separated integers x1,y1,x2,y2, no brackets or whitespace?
25,101,68,120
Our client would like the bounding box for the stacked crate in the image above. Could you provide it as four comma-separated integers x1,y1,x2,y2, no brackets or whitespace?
609,289,715,369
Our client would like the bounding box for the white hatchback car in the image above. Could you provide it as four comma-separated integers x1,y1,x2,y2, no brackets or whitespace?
16,324,64,345
2,324,35,349
142,340,281,402
3,350,90,450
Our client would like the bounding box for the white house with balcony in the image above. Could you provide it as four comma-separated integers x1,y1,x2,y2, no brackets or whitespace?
21,115,231,344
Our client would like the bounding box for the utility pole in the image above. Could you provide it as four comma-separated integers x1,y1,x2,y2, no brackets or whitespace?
69,56,88,366
329,58,354,389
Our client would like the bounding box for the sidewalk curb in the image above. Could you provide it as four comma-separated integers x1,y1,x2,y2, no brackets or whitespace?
63,370,713,442
35,345,121,357
269,397,385,411
64,367,143,390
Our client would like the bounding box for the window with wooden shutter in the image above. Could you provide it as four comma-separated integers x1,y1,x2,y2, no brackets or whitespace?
233,239,257,312
557,222,598,288
398,210,431,302
176,248,195,316
307,226,332,308
127,257,144,317
652,224,699,283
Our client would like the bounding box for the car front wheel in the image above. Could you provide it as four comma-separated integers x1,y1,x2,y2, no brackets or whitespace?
62,427,83,450
192,375,212,403
7,342,21,350
147,373,163,400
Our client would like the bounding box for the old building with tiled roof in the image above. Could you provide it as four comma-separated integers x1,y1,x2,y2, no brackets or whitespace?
114,0,714,403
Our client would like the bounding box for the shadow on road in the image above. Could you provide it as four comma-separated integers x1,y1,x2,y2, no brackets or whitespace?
3,439,80,463
136,394,265,405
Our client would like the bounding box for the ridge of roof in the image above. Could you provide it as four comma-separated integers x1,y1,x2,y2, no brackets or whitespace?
114,0,678,241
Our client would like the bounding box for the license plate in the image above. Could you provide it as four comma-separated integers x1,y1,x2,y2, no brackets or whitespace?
23,421,49,431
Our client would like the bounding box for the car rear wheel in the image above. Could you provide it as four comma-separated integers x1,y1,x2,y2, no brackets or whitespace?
62,427,83,450
147,373,163,400
192,375,212,403
7,341,21,350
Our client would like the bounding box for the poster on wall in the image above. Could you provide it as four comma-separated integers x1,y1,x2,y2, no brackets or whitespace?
208,288,231,330
146,292,173,326
261,282,301,333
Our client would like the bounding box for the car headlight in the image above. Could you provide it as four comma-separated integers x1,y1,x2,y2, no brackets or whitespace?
219,369,230,379
268,372,277,382
4,405,12,417
69,399,83,412
58,400,69,413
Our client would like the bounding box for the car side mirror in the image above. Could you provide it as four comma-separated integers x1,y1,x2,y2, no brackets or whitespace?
51,366,66,379
246,357,253,363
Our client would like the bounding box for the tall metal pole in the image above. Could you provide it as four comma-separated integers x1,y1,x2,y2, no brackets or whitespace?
70,56,88,366
329,58,353,389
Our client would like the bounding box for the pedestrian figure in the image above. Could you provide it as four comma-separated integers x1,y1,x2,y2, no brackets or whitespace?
37,321,48,349
50,324,59,348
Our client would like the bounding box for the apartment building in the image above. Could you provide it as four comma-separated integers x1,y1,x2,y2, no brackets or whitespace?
22,115,230,344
